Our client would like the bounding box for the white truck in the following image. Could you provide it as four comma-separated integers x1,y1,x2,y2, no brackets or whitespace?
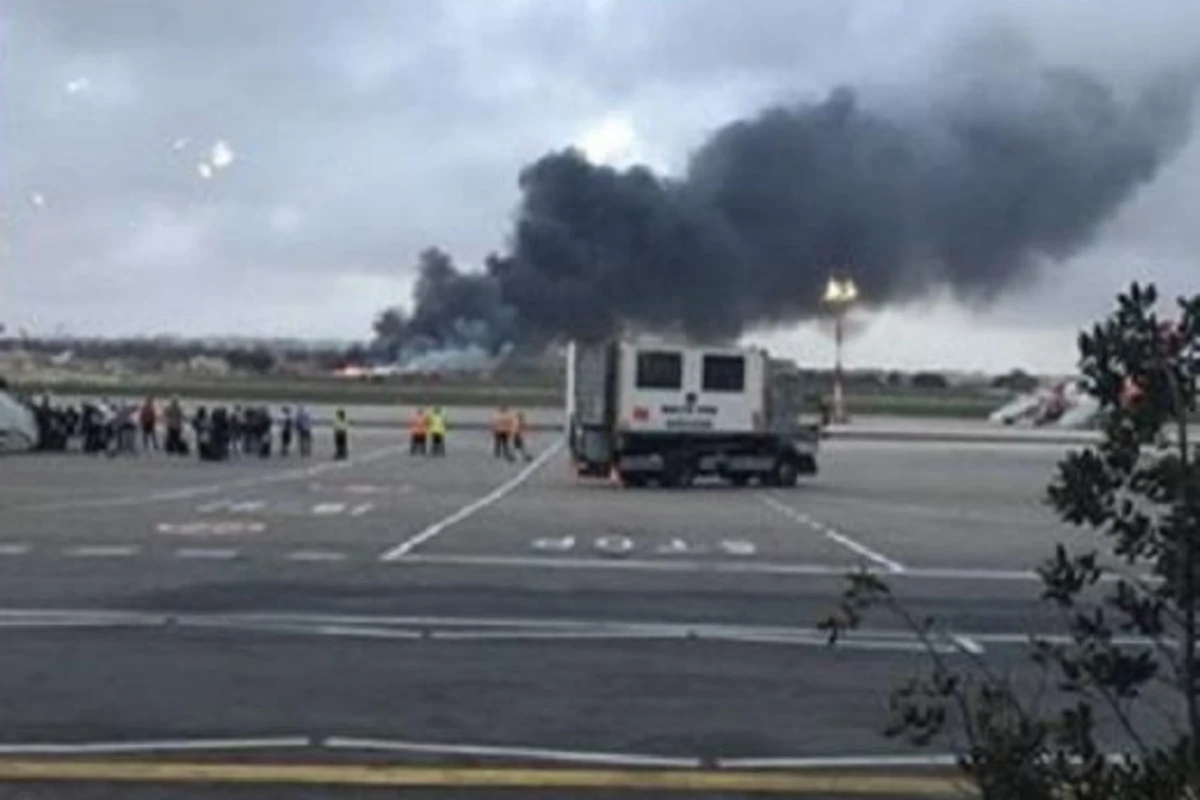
565,337,819,488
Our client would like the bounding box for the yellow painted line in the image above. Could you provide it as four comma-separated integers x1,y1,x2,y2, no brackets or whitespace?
0,759,977,795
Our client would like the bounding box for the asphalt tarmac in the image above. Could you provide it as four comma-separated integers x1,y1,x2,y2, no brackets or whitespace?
0,428,1153,797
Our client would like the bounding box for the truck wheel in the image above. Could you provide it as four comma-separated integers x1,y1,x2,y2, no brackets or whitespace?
619,472,647,488
665,459,695,489
772,458,799,488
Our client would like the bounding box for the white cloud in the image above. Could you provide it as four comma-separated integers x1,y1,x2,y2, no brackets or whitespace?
210,139,235,170
267,205,303,234
577,115,637,166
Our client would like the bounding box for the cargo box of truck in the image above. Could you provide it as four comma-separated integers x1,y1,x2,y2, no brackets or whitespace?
565,337,819,487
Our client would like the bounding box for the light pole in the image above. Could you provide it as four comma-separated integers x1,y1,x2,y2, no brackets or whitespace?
823,276,859,424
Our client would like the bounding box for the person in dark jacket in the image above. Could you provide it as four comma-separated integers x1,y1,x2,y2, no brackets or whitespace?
279,406,294,457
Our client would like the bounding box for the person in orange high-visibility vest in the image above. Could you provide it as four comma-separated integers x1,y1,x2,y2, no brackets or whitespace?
492,405,513,461
409,407,429,456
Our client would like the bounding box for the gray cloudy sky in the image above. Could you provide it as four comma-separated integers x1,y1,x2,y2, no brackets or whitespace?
2,0,1198,372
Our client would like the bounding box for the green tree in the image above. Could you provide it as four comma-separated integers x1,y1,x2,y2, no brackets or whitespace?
823,283,1200,798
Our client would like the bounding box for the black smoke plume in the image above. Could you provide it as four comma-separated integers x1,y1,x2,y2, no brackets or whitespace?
374,248,514,357
390,51,1196,351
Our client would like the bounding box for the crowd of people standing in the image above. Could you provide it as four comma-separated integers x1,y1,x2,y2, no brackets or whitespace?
29,396,319,461
28,395,536,464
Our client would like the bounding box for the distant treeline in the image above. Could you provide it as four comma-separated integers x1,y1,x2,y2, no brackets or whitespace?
0,336,358,373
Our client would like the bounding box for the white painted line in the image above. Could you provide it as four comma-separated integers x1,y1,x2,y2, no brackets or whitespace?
307,624,422,640
428,628,956,653
14,444,404,514
951,633,986,656
431,630,683,642
898,566,1040,581
401,553,852,575
970,632,1177,649
321,736,703,768
823,529,906,574
181,620,424,640
380,440,563,561
0,619,145,630
761,496,906,574
594,534,634,556
531,535,576,552
350,502,374,517
157,521,267,536
196,500,230,513
0,737,312,755
284,550,348,562
719,540,756,557
401,552,1097,583
64,545,139,558
0,610,166,622
717,753,960,770
0,544,31,556
312,502,347,516
0,608,1106,653
175,548,239,560
654,539,693,555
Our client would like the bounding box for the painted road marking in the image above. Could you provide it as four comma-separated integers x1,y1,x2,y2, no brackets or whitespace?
0,759,975,795
720,539,757,556
0,737,312,756
11,444,404,514
312,502,347,516
156,521,267,536
198,500,265,514
399,553,918,580
64,545,139,558
0,544,31,556
380,440,563,561
323,736,701,767
594,535,634,556
175,548,240,560
350,502,374,517
715,753,960,770
309,483,413,495
285,550,348,562
527,536,758,557
403,552,1144,588
761,495,906,574
531,535,576,552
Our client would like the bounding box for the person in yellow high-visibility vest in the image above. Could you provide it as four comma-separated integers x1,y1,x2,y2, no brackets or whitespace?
428,406,447,456
332,408,350,460
409,407,429,456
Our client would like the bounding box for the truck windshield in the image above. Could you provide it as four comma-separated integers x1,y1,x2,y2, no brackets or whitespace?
636,351,683,390
702,355,745,392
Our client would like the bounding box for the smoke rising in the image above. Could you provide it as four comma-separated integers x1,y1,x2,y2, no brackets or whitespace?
386,48,1197,352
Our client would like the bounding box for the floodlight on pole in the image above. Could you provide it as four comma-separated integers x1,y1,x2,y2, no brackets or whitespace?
822,276,859,424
